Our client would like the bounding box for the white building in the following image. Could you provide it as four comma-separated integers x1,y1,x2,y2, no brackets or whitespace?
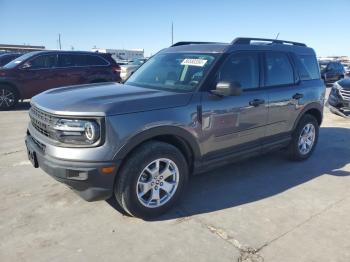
91,48,144,62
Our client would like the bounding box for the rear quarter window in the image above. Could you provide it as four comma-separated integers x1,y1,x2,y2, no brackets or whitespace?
296,55,320,80
86,55,109,66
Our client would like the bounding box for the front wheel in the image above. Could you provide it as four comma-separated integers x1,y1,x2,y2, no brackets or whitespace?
287,114,319,161
115,141,189,219
0,86,18,110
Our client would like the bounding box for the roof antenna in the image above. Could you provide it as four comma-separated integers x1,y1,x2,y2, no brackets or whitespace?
171,21,174,45
275,33,280,40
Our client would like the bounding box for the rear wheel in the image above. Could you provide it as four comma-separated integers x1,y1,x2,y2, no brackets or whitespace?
115,141,188,219
0,85,18,110
287,114,319,161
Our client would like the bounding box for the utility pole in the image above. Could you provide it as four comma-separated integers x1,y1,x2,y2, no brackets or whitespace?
171,22,174,45
58,33,62,50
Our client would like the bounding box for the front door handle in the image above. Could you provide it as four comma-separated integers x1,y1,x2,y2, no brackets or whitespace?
249,99,265,107
292,93,304,100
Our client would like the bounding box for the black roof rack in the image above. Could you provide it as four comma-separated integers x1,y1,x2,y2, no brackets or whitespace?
232,37,307,47
171,41,224,47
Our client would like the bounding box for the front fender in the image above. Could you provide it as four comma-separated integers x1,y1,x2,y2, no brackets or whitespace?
113,125,201,161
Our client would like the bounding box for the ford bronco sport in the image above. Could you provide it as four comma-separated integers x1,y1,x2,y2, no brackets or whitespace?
25,37,325,219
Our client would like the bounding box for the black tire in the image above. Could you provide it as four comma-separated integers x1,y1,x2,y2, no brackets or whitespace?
115,141,189,219
0,85,18,110
287,114,319,161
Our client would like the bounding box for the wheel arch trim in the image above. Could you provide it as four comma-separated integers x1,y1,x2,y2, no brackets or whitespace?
113,126,201,161
293,102,323,130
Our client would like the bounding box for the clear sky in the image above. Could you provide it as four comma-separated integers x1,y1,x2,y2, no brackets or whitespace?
1,0,349,56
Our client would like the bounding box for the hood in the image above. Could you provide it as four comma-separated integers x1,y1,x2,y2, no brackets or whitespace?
338,78,350,89
31,82,193,116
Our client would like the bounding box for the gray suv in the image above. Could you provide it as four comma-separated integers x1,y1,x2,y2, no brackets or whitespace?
25,37,325,219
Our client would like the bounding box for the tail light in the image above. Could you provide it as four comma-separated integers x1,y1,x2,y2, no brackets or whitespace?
112,65,121,74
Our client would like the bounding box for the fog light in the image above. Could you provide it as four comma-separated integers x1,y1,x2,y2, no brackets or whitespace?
66,170,88,180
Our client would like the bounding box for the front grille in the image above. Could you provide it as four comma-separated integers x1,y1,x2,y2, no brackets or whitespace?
29,106,57,138
339,87,350,101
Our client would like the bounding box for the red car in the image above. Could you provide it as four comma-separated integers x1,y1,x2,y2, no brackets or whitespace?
0,51,121,110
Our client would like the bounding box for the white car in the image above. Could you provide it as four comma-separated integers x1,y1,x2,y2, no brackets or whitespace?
120,58,147,82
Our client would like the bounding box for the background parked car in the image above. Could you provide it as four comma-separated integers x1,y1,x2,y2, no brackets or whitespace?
319,60,345,83
0,51,121,110
344,64,350,77
120,58,147,82
0,53,22,67
328,78,350,115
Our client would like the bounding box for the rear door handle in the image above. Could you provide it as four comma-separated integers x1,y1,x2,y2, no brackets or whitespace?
249,99,265,107
292,93,304,100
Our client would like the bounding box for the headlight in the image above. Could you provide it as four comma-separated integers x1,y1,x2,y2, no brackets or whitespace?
53,119,101,145
331,82,341,97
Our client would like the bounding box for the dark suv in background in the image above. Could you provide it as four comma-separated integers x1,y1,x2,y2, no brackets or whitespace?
0,51,121,109
319,60,345,84
26,37,325,218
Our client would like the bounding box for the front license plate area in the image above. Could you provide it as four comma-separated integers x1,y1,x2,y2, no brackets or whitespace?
26,142,39,168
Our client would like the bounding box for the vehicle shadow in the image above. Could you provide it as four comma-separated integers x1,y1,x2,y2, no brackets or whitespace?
107,127,350,220
13,101,31,111
327,104,350,119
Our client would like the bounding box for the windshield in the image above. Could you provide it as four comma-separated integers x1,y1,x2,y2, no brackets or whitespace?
125,52,217,92
319,63,327,72
3,52,36,69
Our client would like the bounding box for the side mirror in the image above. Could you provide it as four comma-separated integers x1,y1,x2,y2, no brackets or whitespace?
210,81,242,97
20,62,31,69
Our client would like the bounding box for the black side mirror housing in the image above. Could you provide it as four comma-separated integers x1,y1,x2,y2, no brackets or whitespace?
20,63,31,69
211,81,242,97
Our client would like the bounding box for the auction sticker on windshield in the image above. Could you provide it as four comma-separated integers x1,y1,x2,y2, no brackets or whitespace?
181,58,207,67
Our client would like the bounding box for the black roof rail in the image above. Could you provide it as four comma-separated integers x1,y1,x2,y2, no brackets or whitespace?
171,41,224,47
232,37,307,47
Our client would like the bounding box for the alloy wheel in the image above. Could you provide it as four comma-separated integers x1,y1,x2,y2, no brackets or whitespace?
136,158,179,208
0,88,16,109
298,123,316,155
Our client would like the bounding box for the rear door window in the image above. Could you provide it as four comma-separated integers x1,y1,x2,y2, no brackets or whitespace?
295,55,320,80
264,52,294,87
58,54,75,67
73,54,88,66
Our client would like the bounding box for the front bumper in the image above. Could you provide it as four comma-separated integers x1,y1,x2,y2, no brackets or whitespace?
328,92,350,110
25,133,120,201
